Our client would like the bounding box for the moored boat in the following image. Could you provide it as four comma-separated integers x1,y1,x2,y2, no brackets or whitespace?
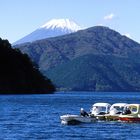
60,114,96,125
90,103,111,120
119,104,140,122
105,103,127,121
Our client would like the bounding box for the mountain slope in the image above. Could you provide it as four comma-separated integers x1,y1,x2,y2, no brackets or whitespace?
46,54,140,91
13,19,81,45
0,38,55,94
15,26,140,91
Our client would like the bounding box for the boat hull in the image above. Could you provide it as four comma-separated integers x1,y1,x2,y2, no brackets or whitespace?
119,117,140,122
95,115,106,120
60,114,96,125
105,115,120,121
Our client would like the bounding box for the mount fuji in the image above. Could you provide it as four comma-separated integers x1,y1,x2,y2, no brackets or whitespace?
13,19,81,45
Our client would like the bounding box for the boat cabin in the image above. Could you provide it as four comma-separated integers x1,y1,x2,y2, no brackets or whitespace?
91,103,111,115
109,103,127,115
119,104,140,122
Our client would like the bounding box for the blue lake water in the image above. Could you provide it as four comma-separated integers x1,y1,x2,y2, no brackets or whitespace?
0,92,140,140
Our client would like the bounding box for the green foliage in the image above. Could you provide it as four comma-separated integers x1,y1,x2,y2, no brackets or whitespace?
14,26,140,91
0,38,55,94
45,54,140,91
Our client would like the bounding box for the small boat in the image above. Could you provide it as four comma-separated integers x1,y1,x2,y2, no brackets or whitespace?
90,103,111,120
105,103,127,121
119,104,140,122
60,114,96,125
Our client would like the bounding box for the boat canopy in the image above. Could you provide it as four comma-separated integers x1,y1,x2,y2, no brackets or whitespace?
125,104,140,114
91,103,111,114
92,103,111,107
110,103,127,109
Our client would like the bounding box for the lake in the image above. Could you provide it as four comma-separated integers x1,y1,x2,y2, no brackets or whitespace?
0,92,140,140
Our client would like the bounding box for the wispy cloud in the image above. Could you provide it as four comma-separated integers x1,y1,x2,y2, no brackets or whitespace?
104,13,115,20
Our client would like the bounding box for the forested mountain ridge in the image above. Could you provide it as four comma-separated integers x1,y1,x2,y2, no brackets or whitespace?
0,38,55,94
14,26,140,91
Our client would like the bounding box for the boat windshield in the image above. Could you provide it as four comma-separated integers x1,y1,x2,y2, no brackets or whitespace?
113,106,124,112
97,106,106,112
128,106,138,114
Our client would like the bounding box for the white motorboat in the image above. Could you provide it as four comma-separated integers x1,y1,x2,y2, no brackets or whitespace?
119,104,140,122
105,103,127,121
90,103,111,120
60,114,96,125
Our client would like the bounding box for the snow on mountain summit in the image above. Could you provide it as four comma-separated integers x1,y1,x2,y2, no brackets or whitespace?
13,18,81,45
40,19,81,32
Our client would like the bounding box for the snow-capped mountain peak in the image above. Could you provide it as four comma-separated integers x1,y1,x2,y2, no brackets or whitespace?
40,18,81,32
13,19,81,45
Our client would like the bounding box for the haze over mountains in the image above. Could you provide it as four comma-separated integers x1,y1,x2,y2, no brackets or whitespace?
13,19,81,45
14,19,140,92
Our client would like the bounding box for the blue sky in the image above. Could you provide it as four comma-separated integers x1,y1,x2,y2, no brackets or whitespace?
0,0,140,43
